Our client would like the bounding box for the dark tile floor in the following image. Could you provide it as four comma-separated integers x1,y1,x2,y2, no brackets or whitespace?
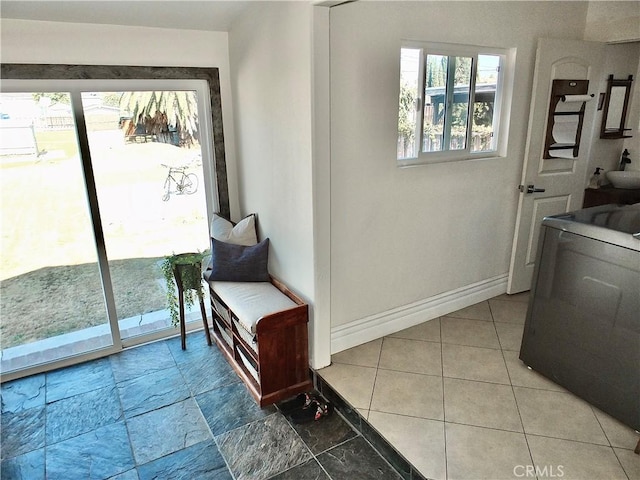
1,331,405,480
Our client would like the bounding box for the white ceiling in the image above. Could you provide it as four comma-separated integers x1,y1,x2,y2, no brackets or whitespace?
0,1,256,32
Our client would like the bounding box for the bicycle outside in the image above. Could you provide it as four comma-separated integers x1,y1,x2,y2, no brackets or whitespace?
161,164,198,201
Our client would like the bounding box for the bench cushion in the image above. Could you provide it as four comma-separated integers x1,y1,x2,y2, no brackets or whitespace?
210,281,297,334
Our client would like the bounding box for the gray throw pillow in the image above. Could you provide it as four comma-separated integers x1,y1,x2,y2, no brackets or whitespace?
205,237,270,282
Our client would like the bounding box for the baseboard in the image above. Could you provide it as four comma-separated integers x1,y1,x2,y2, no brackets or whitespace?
330,273,508,354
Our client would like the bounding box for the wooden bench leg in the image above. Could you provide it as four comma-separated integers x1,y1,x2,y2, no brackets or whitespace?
199,295,212,346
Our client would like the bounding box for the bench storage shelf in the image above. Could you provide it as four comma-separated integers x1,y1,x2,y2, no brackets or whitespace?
207,276,312,407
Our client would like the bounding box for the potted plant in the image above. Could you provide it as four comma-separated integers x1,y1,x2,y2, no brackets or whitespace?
160,251,208,326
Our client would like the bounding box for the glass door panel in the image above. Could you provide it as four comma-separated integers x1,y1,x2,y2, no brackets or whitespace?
83,91,209,341
0,92,113,373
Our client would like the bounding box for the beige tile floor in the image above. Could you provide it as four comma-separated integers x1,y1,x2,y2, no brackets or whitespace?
318,293,640,480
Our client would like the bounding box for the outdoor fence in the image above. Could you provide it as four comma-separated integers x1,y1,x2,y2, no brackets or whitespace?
397,131,493,159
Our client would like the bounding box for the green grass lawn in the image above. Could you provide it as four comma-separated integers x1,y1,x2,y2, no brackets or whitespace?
1,129,209,351
0,258,167,349
34,129,79,159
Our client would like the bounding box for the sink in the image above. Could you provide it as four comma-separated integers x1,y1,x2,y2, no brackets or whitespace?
606,170,640,189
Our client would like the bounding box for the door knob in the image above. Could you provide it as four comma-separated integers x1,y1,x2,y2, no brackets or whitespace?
518,184,546,194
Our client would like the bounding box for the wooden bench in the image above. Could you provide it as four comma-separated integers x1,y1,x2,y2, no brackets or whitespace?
206,276,312,407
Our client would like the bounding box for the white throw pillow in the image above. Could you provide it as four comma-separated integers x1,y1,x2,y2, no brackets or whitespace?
210,213,258,246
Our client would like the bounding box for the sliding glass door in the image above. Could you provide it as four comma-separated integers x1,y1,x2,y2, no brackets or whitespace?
0,81,215,378
0,91,115,372
83,90,210,341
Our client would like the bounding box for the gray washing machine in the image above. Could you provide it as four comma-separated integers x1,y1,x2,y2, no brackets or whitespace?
520,203,640,430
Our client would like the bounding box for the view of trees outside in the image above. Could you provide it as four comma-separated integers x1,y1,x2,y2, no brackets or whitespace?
30,91,200,147
422,54,471,152
471,55,500,152
397,49,500,159
120,91,200,147
398,48,420,159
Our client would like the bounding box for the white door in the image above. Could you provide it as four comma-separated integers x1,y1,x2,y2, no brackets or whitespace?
507,38,605,294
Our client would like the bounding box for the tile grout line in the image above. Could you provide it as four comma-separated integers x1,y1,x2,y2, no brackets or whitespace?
366,335,385,415
273,409,332,480
110,358,137,474
194,380,237,480
439,316,449,480
315,371,427,480
43,374,49,479
489,298,538,478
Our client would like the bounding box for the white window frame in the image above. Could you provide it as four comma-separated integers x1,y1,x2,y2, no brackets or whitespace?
398,41,515,167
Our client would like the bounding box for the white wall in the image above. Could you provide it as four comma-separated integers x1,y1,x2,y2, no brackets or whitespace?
583,1,640,175
586,42,640,176
1,11,325,366
623,56,640,171
228,3,316,318
329,1,589,347
310,5,333,368
584,1,640,43
0,18,241,219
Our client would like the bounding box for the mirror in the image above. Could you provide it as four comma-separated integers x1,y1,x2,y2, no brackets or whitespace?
600,75,633,139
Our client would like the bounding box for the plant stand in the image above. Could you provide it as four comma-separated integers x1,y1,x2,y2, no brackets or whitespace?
172,258,212,350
